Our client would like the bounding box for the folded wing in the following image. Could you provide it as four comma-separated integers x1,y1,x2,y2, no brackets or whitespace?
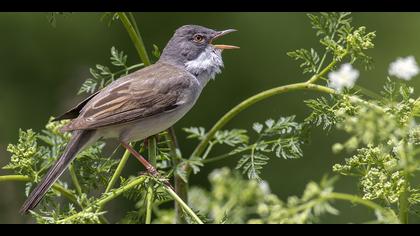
62,63,195,131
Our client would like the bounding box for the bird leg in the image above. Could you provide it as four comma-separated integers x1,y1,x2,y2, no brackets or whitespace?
120,141,174,190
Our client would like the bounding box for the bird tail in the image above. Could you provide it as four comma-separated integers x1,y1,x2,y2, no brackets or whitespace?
20,129,95,214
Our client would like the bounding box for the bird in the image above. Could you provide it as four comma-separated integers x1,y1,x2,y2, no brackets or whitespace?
20,25,239,214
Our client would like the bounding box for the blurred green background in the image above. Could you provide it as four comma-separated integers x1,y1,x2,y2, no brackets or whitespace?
1,12,420,223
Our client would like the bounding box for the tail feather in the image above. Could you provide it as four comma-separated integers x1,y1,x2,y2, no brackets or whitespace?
20,130,95,214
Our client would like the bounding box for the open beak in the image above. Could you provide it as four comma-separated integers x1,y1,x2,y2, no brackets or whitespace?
211,29,239,50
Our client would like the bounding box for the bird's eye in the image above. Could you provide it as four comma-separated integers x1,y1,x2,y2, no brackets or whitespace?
193,34,205,43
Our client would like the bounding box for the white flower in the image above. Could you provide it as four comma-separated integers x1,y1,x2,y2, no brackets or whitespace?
388,56,419,81
328,63,359,92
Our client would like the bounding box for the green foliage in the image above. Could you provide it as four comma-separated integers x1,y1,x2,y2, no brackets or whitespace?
72,143,119,192
32,204,104,224
4,118,108,213
287,48,320,74
307,12,352,38
304,96,340,131
152,44,161,59
4,12,420,224
155,168,356,224
235,116,304,180
288,12,375,76
334,145,406,203
78,47,143,94
184,116,305,181
329,82,420,217
249,176,340,224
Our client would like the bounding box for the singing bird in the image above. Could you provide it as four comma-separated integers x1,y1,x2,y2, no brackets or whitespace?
20,25,238,214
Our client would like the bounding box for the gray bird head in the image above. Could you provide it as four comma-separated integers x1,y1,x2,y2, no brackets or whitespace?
159,25,238,81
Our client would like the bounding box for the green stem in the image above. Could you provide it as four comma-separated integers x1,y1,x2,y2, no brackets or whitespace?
324,192,388,213
128,13,141,40
0,175,78,206
189,83,336,160
399,179,409,224
203,139,282,164
145,137,157,224
105,148,131,193
117,12,151,66
307,54,345,84
353,85,383,100
57,175,147,223
145,186,154,224
114,63,144,76
202,152,235,164
202,142,214,160
163,185,203,224
69,164,82,195
0,175,30,182
167,128,188,224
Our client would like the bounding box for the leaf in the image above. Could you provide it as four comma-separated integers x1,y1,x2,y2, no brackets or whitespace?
110,46,128,67
78,78,97,95
214,129,249,147
152,44,161,59
78,46,136,95
236,116,305,180
183,127,206,140
253,122,263,133
287,48,320,74
304,97,339,131
236,151,268,181
307,12,352,38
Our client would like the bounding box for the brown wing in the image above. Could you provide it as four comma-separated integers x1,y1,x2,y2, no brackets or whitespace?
62,63,196,131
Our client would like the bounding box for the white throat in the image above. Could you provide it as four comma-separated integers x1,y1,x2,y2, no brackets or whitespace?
184,46,224,87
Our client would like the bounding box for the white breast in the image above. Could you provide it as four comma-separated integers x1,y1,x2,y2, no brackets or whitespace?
185,46,224,87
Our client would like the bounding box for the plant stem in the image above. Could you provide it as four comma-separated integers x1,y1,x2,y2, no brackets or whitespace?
324,192,388,213
202,152,235,164
307,54,345,84
0,175,30,182
128,13,141,37
203,139,282,164
69,164,82,195
167,128,188,224
117,12,151,66
399,179,409,224
163,185,203,224
145,137,157,224
0,175,78,206
114,63,144,76
145,186,154,224
353,85,383,100
105,148,131,193
58,175,147,223
190,83,336,160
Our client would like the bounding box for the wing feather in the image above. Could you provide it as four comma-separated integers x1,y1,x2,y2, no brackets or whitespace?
62,63,195,131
